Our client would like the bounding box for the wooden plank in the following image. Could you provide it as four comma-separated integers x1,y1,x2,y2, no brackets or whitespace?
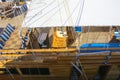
57,57,76,61
0,75,70,80
0,48,76,53
5,62,72,67
50,67,71,76
83,66,99,70
43,59,58,63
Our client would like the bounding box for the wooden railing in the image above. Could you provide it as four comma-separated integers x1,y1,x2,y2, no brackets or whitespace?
0,48,77,53
1,8,14,19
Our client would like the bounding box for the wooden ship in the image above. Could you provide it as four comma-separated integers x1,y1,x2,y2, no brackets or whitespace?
0,0,120,80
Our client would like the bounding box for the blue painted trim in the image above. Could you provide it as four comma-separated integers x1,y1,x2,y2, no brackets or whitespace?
80,50,120,53
80,43,120,48
0,42,4,49
75,26,82,32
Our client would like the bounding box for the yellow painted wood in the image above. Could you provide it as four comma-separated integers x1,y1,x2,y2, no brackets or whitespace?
52,28,67,48
0,48,76,53
19,2,25,5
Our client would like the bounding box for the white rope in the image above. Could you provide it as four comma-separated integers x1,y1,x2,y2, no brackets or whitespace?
29,29,37,60
28,28,45,76
73,0,88,79
75,0,85,51
0,54,15,80
57,0,62,25
75,53,88,80
64,0,88,79
70,61,83,74
28,28,44,76
24,0,60,27
64,0,74,25
25,0,80,27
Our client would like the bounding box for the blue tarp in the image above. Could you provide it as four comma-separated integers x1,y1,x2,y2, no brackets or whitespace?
75,26,82,32
80,43,120,53
80,50,120,53
80,43,120,48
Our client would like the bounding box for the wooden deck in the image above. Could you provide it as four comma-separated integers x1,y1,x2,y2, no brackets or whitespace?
0,13,24,28
72,27,113,47
3,28,28,49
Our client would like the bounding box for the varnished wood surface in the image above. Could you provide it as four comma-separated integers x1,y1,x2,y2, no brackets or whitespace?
0,48,76,53
0,51,120,80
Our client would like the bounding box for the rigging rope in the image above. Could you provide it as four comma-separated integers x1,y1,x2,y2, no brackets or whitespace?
74,0,88,79
57,0,63,25
28,4,47,78
64,0,74,25
104,26,112,64
29,32,37,60
25,0,81,27
62,0,82,26
0,54,15,80
0,1,24,79
64,0,73,56
61,1,87,80
2,2,18,80
24,0,61,27
76,54,88,80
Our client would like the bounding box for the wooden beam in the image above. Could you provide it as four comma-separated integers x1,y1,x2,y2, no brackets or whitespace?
0,48,76,53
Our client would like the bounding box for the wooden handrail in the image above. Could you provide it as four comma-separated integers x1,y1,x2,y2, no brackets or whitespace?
0,48,77,53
